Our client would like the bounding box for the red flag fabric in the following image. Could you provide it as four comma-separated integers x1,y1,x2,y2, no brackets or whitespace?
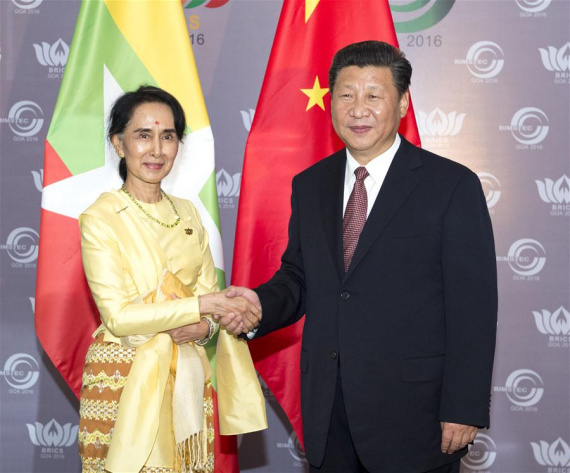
232,0,420,447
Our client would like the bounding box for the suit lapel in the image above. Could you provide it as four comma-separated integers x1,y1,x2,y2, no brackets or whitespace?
343,138,424,282
320,150,346,282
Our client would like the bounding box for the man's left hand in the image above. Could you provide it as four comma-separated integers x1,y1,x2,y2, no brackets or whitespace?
440,422,477,454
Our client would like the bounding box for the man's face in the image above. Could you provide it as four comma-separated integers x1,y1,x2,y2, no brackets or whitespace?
331,65,409,164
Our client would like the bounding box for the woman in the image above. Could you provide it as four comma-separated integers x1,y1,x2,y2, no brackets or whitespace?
78,86,265,473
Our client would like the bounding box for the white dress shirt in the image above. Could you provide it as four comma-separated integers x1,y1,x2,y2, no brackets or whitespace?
343,134,401,217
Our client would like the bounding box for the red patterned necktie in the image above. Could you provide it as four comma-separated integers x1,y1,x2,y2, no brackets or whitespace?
343,166,369,271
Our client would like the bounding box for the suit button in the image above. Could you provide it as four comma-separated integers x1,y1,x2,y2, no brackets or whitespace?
340,292,350,300
329,350,338,360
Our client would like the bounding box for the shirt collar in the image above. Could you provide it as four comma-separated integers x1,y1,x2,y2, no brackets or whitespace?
345,134,401,185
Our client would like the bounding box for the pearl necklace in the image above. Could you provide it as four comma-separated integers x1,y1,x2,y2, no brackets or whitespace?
121,185,181,228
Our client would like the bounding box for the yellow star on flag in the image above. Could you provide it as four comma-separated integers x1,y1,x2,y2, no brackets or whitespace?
301,76,329,111
305,0,320,22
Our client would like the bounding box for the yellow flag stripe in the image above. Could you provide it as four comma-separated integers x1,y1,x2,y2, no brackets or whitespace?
104,0,209,132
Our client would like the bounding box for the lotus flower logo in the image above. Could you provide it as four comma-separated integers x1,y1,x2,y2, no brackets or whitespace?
533,306,570,336
504,369,544,407
33,39,69,67
27,419,78,447
8,100,44,137
536,175,570,204
517,0,552,13
477,172,501,209
2,353,39,390
216,169,241,198
465,41,505,79
461,433,497,470
510,107,549,145
540,42,570,72
531,438,570,467
31,169,43,192
4,227,39,264
418,108,465,137
506,238,546,276
240,109,255,132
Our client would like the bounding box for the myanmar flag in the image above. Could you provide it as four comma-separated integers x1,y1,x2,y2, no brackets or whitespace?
232,0,421,448
34,0,237,470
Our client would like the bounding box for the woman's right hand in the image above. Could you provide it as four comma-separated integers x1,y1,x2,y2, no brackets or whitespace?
198,293,261,333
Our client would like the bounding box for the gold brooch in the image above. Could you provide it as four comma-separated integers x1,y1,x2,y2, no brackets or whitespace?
185,228,193,235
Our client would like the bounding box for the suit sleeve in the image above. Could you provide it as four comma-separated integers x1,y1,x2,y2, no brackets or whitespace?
80,214,202,337
253,177,307,337
439,170,498,428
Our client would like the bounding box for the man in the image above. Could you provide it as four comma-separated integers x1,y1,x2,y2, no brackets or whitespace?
221,41,497,473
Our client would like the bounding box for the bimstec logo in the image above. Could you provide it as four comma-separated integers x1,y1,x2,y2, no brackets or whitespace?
417,108,465,148
494,369,544,411
2,353,39,392
456,41,504,81
531,438,570,469
499,107,549,147
390,0,455,33
533,306,570,348
182,0,229,8
1,227,40,267
277,431,307,465
477,172,501,210
517,0,552,14
461,433,497,471
497,238,546,279
4,100,44,138
11,0,43,9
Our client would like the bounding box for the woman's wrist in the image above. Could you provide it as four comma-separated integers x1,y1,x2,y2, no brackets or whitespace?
198,293,216,315
195,317,216,346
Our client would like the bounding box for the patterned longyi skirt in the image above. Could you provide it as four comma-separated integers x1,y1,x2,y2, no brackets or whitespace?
78,334,214,473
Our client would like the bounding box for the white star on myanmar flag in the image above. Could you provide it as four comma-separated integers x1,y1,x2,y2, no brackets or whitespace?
41,65,214,226
41,65,123,219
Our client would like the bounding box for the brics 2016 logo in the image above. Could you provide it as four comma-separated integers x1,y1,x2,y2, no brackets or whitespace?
390,0,455,33
182,0,229,8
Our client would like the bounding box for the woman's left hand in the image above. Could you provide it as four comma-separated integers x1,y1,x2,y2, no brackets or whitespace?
163,293,209,344
164,319,209,344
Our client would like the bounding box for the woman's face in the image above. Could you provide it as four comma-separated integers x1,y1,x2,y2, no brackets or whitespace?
112,102,179,188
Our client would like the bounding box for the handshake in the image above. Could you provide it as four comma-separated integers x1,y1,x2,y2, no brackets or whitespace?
199,286,261,337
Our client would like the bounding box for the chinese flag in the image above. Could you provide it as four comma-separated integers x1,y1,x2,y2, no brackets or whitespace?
232,0,420,447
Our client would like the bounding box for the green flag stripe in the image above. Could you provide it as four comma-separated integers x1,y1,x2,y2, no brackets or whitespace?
198,170,223,235
48,0,155,175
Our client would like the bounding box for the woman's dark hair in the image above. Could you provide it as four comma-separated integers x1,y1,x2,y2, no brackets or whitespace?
108,85,186,182
328,41,412,97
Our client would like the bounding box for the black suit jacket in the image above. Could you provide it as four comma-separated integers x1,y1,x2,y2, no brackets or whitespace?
254,137,497,472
